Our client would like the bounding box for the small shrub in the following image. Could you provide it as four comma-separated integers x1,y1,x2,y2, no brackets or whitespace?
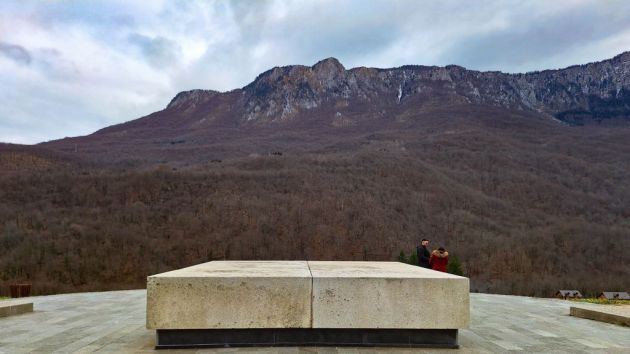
397,250,408,263
448,255,464,276
408,253,418,267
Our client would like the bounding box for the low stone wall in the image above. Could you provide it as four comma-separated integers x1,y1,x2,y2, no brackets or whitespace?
0,299,33,318
570,306,630,327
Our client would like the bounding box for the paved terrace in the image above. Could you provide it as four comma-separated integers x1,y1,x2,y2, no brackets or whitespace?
0,290,628,354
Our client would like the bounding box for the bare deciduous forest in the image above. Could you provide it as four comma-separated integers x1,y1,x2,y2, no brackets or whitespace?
1,119,629,297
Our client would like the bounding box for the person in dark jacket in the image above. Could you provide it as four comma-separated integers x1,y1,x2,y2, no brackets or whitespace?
430,247,449,272
416,239,431,268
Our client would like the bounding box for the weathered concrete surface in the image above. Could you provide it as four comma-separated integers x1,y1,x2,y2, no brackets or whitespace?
570,304,630,327
1,290,630,353
148,261,470,332
146,261,312,329
0,299,33,318
308,261,470,329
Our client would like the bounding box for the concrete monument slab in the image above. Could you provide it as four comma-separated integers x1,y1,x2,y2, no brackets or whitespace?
147,260,470,348
308,261,470,329
146,261,312,330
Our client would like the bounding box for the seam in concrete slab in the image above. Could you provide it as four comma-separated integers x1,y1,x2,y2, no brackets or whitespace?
307,261,314,328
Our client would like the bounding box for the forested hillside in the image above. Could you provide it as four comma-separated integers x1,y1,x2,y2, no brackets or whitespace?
2,105,629,296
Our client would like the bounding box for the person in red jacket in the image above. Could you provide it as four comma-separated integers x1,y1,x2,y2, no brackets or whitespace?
429,247,449,272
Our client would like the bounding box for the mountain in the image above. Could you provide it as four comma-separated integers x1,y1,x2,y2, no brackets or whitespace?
219,52,630,125
120,52,630,127
39,52,630,165
2,53,630,298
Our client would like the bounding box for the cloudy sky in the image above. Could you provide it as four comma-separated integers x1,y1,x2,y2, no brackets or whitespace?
1,0,629,144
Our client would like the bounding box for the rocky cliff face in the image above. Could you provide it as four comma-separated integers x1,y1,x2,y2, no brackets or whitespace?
166,89,220,111
167,52,630,126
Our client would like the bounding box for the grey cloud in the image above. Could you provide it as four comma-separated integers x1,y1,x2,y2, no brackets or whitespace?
0,77,106,145
128,33,181,67
437,3,630,72
0,42,31,65
35,48,82,81
0,40,80,80
226,1,402,60
1,0,630,145
29,1,137,29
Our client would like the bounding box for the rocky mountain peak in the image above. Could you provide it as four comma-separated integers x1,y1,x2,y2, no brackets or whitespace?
612,51,630,63
167,89,220,110
312,57,346,77
163,53,630,126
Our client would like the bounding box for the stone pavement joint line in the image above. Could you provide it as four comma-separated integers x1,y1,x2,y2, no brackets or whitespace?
0,290,629,353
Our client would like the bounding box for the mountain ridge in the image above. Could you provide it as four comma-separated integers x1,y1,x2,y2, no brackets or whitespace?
33,51,630,166
152,51,630,129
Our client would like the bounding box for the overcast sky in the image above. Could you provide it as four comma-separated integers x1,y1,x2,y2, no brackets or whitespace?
1,0,629,144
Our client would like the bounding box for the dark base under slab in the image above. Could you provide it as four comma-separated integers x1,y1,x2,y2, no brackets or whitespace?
155,328,459,349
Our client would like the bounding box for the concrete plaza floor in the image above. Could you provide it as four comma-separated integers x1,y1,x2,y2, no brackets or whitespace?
0,290,628,353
